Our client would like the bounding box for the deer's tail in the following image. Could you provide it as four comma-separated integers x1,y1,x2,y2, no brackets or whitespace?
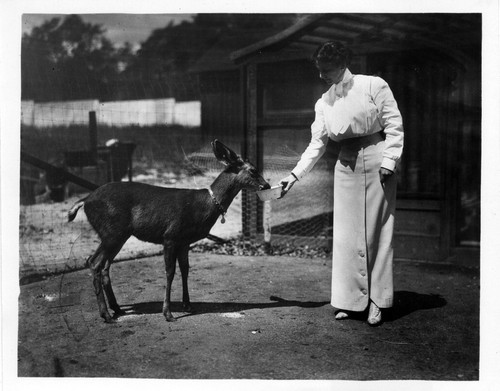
68,198,86,222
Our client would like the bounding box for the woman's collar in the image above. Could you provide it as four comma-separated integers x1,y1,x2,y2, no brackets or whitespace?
322,68,354,103
340,68,353,84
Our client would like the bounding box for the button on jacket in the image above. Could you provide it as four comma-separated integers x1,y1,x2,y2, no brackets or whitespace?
292,68,404,180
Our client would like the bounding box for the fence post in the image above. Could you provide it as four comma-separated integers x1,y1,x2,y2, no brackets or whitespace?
241,62,262,239
263,200,272,254
89,111,98,164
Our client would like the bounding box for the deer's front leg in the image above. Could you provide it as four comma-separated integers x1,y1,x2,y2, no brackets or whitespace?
163,242,177,322
178,245,192,312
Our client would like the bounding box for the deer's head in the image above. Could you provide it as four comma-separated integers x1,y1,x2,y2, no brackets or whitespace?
212,140,270,191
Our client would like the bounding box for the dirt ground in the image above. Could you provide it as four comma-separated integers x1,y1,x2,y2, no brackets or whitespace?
17,253,479,381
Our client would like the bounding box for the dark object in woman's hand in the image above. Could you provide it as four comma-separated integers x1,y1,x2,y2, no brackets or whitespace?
379,167,393,184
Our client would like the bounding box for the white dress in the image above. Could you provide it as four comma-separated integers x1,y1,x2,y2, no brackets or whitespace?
291,69,404,311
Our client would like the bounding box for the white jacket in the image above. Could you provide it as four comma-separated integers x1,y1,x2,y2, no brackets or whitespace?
292,68,404,179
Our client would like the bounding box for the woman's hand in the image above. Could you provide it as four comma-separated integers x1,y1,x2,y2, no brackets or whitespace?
279,174,298,198
379,167,394,184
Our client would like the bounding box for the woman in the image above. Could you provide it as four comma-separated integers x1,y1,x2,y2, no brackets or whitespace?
280,41,404,326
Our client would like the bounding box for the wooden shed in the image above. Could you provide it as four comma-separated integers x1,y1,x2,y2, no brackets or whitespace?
196,13,481,264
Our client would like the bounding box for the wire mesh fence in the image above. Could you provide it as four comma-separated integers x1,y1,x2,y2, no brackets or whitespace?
19,73,336,282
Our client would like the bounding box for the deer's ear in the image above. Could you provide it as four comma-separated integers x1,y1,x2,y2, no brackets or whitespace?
212,140,239,165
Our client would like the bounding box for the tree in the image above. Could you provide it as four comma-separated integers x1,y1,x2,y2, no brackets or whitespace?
123,14,299,100
22,13,300,101
22,14,131,101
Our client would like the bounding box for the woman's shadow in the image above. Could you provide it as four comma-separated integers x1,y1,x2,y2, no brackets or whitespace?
385,290,447,321
118,291,446,321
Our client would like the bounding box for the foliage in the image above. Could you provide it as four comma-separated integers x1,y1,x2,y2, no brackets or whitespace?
192,235,331,258
22,15,134,101
130,14,298,76
22,14,299,102
122,14,298,100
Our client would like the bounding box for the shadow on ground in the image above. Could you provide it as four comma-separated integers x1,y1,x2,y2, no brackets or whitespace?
120,296,330,320
389,290,447,321
117,290,446,322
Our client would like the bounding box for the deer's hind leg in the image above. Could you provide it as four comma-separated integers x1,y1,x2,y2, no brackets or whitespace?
87,244,113,323
87,240,126,323
101,242,127,317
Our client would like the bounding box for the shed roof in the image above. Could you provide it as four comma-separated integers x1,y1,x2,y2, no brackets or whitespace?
230,13,481,64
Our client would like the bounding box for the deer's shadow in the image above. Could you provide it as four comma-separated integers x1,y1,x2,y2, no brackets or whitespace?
117,291,446,321
119,296,330,319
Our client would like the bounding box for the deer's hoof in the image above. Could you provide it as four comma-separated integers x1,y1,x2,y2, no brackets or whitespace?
164,313,177,322
183,303,193,313
103,315,116,324
113,308,127,316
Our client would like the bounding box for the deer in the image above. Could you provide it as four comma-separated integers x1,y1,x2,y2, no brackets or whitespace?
67,140,270,323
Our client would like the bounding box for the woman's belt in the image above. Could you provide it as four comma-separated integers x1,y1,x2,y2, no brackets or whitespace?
337,131,384,147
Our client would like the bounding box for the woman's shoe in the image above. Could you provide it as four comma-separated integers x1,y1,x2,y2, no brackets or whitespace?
335,310,349,320
367,301,382,326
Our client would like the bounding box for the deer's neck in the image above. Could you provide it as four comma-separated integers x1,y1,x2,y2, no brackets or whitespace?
209,171,241,212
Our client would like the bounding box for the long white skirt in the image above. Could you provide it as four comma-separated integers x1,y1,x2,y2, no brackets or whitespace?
331,132,397,311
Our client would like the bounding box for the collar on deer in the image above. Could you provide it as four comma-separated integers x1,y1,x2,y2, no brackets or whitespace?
208,187,226,224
